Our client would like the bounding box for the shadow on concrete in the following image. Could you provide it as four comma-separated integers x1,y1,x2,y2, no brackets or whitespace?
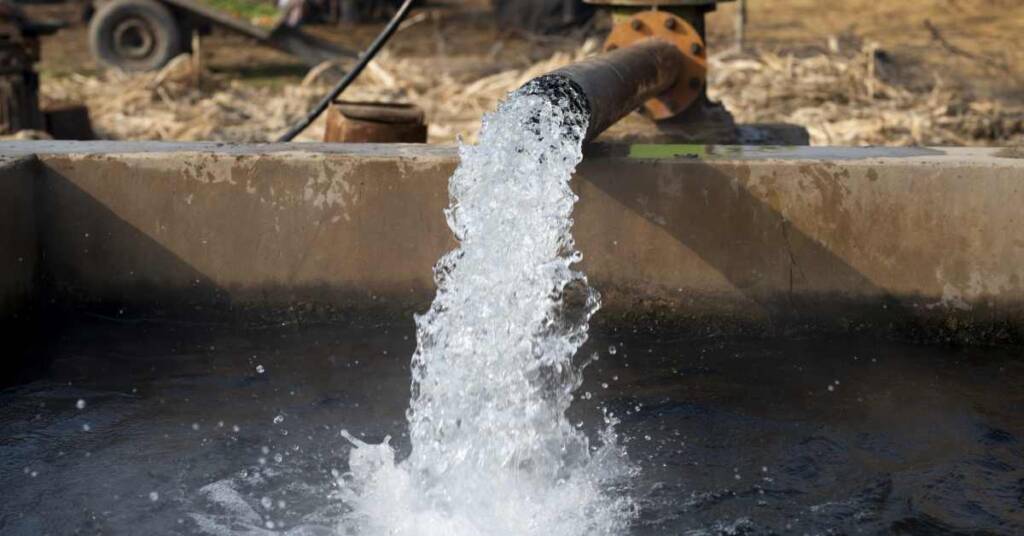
1,156,43,388
28,164,427,323
34,168,230,316
13,168,233,384
578,155,906,335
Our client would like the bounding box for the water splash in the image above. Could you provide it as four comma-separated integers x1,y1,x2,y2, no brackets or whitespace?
340,76,636,535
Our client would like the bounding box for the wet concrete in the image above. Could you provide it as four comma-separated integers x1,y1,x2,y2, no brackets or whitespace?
0,155,40,381
0,155,37,317
1,141,1024,343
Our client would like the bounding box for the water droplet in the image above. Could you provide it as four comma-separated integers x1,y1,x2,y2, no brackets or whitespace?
608,345,617,355
76,399,86,410
232,425,240,433
192,423,200,430
273,415,284,424
261,497,273,509
82,423,91,432
827,385,835,392
256,364,265,374
149,491,159,502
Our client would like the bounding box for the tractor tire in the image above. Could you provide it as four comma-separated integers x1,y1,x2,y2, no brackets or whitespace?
89,0,182,72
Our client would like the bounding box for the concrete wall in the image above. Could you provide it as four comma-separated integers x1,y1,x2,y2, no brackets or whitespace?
0,154,39,381
0,155,37,322
575,147,1024,339
3,141,1024,342
29,144,455,313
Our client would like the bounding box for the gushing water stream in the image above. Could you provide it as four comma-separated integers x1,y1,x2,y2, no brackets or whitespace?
339,77,637,535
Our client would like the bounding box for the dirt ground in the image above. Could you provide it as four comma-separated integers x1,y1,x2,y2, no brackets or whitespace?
24,0,1024,145
715,0,1024,103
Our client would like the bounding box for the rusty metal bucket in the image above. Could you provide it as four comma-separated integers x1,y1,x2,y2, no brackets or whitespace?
323,101,427,143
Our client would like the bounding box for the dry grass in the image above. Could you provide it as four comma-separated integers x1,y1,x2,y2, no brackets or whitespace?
344,38,603,142
709,44,1024,146
41,55,329,142
39,37,1023,146
38,37,598,143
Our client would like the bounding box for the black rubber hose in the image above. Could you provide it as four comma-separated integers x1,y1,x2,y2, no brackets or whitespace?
276,0,417,142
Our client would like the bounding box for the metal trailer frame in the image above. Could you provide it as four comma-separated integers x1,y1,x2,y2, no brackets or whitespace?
89,0,353,71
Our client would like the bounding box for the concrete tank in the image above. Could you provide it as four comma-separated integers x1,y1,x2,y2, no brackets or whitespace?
2,141,1023,355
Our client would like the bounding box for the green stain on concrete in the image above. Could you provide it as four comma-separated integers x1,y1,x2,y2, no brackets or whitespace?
628,144,706,159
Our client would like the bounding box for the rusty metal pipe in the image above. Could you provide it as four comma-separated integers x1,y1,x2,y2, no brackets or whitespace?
544,39,686,141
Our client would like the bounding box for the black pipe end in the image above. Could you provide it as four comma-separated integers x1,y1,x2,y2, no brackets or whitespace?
516,74,593,144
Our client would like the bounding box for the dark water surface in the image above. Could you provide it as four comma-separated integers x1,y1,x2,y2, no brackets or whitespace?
2,317,1022,535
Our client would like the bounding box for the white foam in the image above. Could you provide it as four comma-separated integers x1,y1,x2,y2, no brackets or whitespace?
340,80,636,535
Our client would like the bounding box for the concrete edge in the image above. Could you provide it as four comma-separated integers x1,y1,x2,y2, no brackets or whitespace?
2,140,1023,165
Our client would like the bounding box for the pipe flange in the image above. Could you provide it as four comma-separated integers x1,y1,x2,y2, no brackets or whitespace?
604,10,706,119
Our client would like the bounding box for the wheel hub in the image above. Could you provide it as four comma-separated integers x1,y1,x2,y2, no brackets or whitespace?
112,17,155,60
